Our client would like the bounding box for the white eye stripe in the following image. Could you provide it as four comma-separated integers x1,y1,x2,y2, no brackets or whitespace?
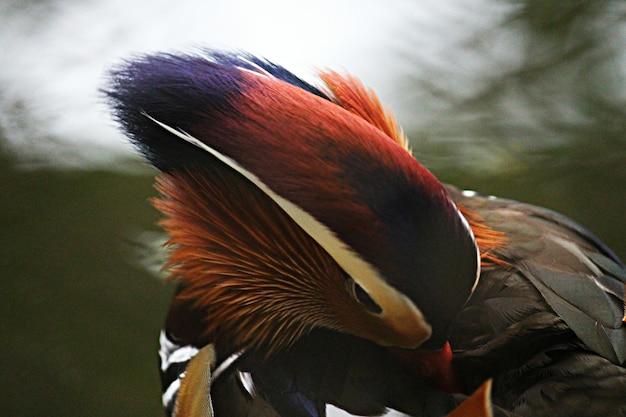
143,113,401,312
145,114,432,348
451,194,481,293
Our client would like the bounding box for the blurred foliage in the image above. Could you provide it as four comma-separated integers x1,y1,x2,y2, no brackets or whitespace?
398,0,625,262
401,0,626,168
0,152,173,416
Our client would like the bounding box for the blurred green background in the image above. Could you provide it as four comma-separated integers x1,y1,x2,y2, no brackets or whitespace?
0,154,172,416
1,1,625,416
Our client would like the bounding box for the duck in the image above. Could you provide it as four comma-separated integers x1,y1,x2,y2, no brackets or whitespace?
104,49,626,417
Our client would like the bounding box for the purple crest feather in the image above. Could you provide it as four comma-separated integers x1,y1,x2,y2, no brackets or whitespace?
103,49,326,172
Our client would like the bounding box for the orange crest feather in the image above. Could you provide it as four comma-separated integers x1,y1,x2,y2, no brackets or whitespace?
319,70,410,151
318,70,506,267
457,205,508,267
153,168,365,354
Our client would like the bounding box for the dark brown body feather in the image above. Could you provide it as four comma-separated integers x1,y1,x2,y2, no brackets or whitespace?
447,185,626,416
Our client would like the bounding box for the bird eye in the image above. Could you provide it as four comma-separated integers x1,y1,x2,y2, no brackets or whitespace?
352,281,383,314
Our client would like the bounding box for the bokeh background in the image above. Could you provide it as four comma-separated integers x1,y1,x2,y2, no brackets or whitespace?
1,1,625,416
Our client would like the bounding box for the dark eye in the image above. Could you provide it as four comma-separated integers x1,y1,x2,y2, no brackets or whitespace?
353,281,383,314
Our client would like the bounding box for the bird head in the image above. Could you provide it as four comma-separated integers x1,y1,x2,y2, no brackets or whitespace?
105,50,481,354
